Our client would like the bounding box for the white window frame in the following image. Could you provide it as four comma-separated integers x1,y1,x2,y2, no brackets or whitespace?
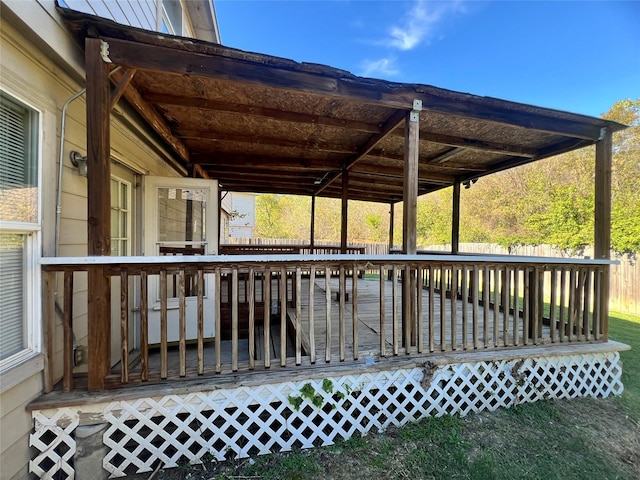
110,174,132,256
0,89,42,374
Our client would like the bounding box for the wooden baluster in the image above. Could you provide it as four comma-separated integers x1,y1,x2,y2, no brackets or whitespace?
63,271,74,392
523,267,530,345
392,265,399,355
429,265,435,352
502,267,510,347
232,268,239,372
248,268,255,370
583,269,591,340
197,269,204,375
352,266,359,360
472,265,479,349
280,267,287,366
512,268,520,346
140,271,148,381
559,268,567,342
461,265,468,350
483,266,490,347
339,265,346,362
295,267,302,365
178,270,186,377
215,267,222,373
309,266,316,364
121,270,129,383
160,269,168,379
417,264,423,353
549,268,557,343
493,265,500,347
568,268,576,341
325,266,332,363
450,265,458,351
264,267,271,368
380,265,386,357
440,266,446,352
593,268,602,340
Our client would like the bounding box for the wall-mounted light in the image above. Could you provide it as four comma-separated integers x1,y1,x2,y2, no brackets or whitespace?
70,151,88,177
462,178,478,189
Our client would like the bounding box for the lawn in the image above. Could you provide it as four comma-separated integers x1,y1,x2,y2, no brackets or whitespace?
130,311,639,480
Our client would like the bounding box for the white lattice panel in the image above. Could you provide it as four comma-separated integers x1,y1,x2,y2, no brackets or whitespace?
30,351,623,478
29,408,79,479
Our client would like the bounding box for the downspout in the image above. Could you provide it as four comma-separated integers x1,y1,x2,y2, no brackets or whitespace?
55,88,86,257
55,67,122,257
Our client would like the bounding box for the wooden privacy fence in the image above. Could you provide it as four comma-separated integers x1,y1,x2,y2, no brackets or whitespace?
41,255,612,392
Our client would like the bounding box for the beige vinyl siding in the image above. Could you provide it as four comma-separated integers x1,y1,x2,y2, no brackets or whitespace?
0,371,42,480
0,11,184,477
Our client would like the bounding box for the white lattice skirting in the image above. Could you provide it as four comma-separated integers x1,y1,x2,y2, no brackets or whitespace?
30,350,624,478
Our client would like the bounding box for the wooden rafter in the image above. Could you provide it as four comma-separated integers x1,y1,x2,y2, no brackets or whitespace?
144,93,383,134
110,69,190,162
428,147,466,164
315,110,407,195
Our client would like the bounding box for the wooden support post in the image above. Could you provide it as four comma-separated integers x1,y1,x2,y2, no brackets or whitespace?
402,102,420,348
389,202,395,252
402,104,420,255
341,168,348,254
452,181,461,254
595,127,612,339
86,38,112,392
310,195,316,248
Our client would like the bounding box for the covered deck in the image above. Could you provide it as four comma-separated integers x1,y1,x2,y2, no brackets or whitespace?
27,7,628,478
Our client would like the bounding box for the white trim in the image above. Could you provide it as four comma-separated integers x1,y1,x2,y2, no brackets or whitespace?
0,89,43,371
0,353,43,393
39,253,618,267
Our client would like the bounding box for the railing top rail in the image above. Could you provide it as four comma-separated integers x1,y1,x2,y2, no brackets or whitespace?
40,253,618,268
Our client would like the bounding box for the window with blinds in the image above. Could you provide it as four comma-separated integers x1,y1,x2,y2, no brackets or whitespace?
0,91,40,364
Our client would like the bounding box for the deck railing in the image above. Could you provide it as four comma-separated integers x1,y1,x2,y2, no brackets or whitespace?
41,254,612,392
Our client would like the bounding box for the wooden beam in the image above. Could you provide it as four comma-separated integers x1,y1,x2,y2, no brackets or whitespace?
110,68,136,109
86,38,112,392
452,181,461,254
595,127,612,259
429,146,465,164
191,153,344,171
407,131,538,158
179,129,358,154
110,69,189,162
144,92,383,133
101,36,606,140
193,164,210,179
403,108,420,255
341,168,348,254
315,110,407,195
366,149,487,172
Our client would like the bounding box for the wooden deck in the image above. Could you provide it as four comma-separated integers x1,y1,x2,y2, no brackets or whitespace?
127,275,551,378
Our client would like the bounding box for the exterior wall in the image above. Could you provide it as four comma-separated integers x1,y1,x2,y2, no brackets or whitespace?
229,192,257,238
0,1,216,476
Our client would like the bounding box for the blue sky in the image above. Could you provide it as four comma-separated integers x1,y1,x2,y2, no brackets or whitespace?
215,0,639,117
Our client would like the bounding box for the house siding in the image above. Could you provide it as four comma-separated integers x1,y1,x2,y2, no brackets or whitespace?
0,2,203,476
229,192,257,238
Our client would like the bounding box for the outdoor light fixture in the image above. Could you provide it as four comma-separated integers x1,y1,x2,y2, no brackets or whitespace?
70,151,88,177
463,177,478,189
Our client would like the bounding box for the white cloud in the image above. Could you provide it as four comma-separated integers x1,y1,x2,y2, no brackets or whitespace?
360,57,400,78
386,0,463,51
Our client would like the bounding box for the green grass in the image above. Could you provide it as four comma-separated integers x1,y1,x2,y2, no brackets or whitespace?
609,310,640,421
131,311,640,480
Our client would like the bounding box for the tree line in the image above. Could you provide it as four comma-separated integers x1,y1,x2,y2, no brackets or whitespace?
254,99,639,257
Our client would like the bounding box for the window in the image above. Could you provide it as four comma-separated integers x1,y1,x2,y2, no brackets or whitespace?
0,91,40,368
110,176,131,256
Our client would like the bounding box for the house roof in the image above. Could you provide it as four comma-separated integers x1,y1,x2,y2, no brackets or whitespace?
58,6,626,205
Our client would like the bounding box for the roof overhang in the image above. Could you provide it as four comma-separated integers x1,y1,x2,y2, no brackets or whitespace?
59,6,626,204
